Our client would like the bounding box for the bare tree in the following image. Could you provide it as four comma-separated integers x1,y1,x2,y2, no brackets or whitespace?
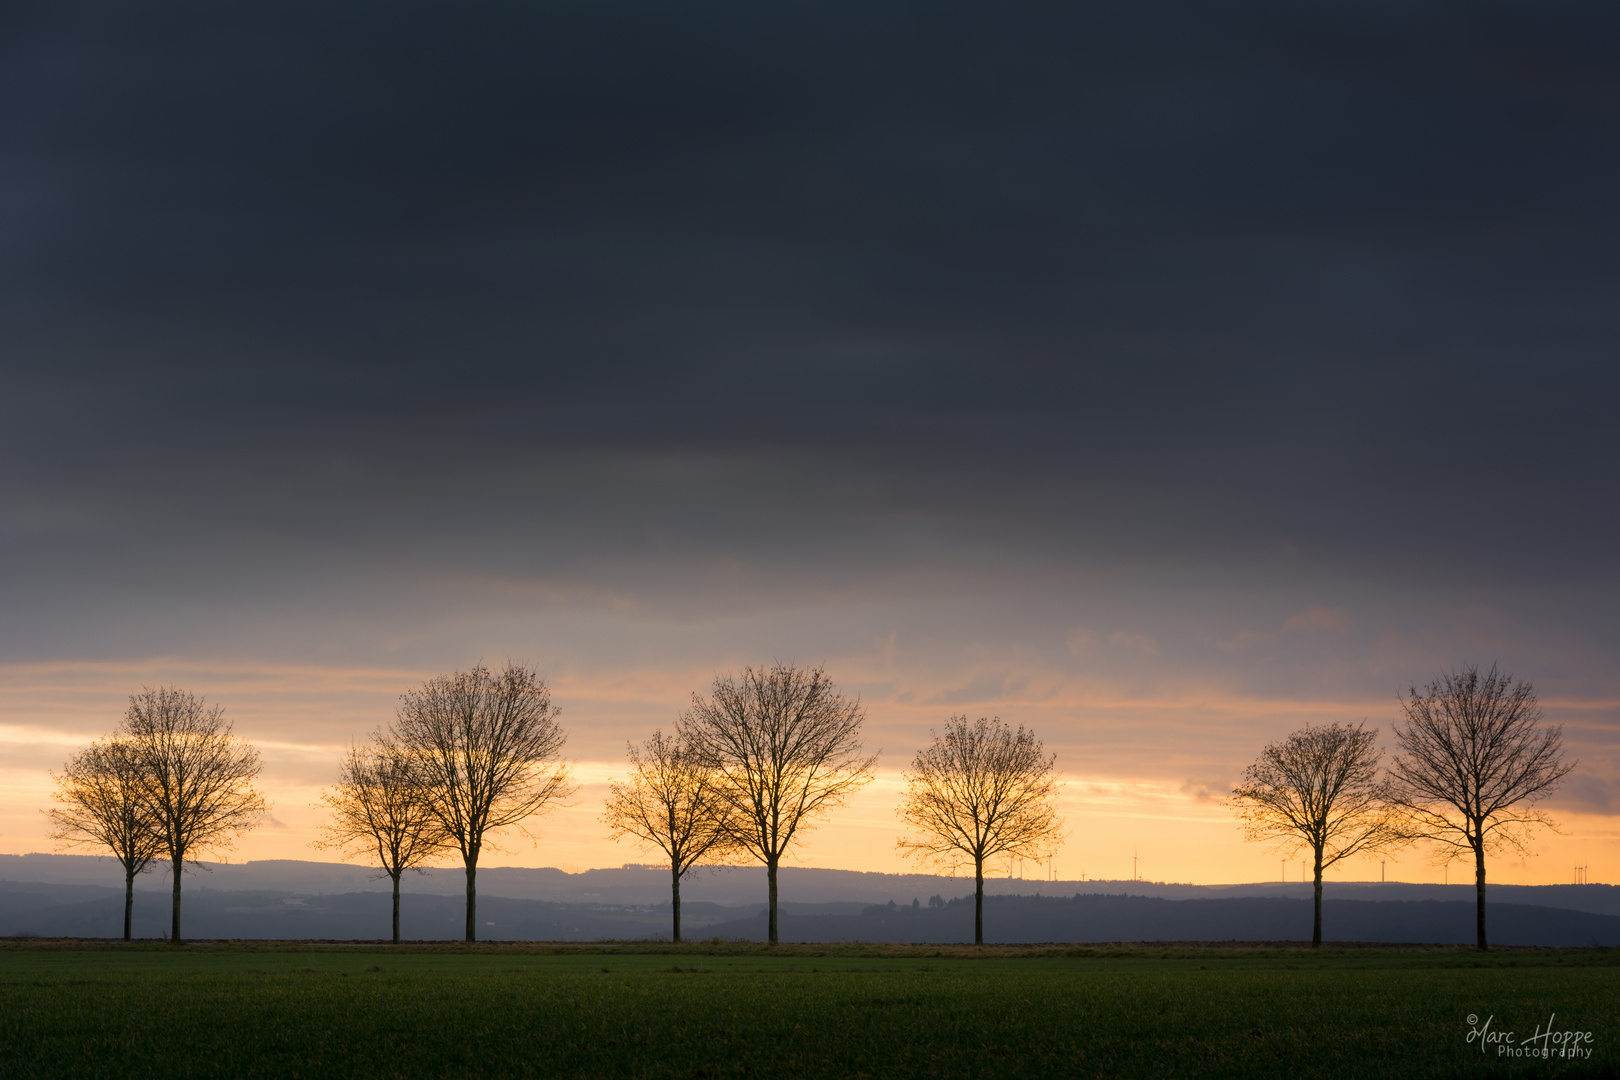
391,662,573,942
678,664,876,944
121,686,268,944
1387,664,1573,950
47,737,166,941
602,729,741,942
1227,722,1399,947
896,715,1063,945
314,738,452,943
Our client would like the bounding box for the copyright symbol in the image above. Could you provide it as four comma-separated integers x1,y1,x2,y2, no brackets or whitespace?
1467,1015,1478,1025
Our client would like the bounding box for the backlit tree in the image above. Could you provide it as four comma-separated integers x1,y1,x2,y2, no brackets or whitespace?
391,662,573,942
602,729,741,942
1386,664,1572,950
315,738,452,942
122,686,268,944
1227,722,1399,946
896,715,1063,945
679,664,875,944
47,736,166,940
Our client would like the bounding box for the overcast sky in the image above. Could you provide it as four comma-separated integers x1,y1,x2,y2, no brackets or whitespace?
3,1,1617,884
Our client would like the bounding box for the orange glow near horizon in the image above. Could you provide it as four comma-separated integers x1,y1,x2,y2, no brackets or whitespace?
3,658,1616,887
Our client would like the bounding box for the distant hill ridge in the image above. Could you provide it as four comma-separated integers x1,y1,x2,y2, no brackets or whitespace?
705,893,1620,948
2,852,1615,916
4,884,1617,947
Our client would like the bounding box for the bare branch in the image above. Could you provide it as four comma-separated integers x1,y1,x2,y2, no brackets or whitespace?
1226,720,1400,947
1386,663,1573,950
47,737,166,874
315,738,452,878
314,735,453,943
47,735,167,941
602,729,743,876
677,663,876,943
897,715,1063,868
895,715,1064,944
602,729,745,942
1226,721,1400,869
389,662,576,941
118,685,268,943
1387,664,1573,854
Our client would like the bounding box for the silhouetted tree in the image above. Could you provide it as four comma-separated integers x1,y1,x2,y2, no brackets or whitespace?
391,663,573,942
47,736,165,940
122,686,267,944
1387,664,1573,950
679,664,875,944
1227,722,1399,947
896,715,1063,944
602,729,740,942
314,738,451,943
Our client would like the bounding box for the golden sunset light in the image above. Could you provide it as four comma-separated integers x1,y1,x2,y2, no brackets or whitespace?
4,4,1618,1073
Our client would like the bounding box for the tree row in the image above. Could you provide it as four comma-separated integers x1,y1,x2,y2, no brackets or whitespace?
51,662,1062,946
50,661,1568,951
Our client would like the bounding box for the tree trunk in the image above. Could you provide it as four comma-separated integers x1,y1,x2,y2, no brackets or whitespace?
465,858,478,943
766,857,779,945
123,866,135,942
391,871,401,944
1311,846,1324,948
1474,835,1488,951
671,864,683,944
974,854,985,946
170,853,183,945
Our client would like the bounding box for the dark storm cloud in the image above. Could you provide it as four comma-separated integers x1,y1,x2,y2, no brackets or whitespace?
3,0,1619,632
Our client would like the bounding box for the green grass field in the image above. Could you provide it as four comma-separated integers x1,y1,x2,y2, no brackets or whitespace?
0,941,1615,1078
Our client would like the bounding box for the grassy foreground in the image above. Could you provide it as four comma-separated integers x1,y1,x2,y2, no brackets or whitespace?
0,940,1616,1079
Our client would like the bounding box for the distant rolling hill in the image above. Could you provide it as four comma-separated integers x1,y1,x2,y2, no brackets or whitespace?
4,853,1616,914
3,884,1617,946
701,892,1620,947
